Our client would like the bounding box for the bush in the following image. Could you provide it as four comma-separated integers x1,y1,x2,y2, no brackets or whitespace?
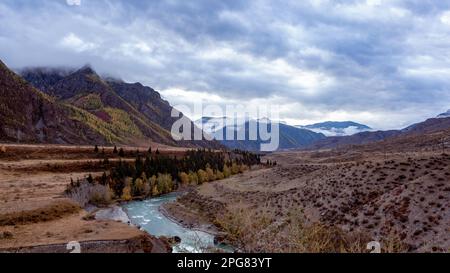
66,180,113,207
89,185,113,206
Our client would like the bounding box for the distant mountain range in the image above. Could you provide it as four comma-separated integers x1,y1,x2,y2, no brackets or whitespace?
196,117,325,151
3,56,449,152
308,110,450,150
197,111,450,151
297,121,372,137
194,117,235,135
436,109,450,119
0,59,220,148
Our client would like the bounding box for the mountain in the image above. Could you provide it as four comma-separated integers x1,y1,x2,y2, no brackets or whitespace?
210,119,325,151
19,67,74,93
195,116,243,135
1,61,219,148
308,114,450,150
436,109,450,119
0,60,104,144
107,79,213,148
298,121,371,136
401,115,450,135
308,130,400,150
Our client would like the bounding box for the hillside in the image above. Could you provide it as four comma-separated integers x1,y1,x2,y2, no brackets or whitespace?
216,120,325,151
17,64,220,148
0,60,105,144
308,130,400,150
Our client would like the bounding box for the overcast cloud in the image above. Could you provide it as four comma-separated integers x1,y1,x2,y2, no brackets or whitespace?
1,0,450,129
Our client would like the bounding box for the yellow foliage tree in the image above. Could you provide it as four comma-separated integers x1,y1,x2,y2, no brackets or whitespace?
189,171,199,185
223,164,231,178
152,185,159,196
121,185,132,201
231,162,240,175
216,170,224,180
150,175,157,189
134,178,143,194
179,172,189,185
157,173,173,194
206,167,215,181
197,169,208,184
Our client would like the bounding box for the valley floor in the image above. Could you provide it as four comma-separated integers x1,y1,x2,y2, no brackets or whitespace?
164,150,450,253
0,144,178,253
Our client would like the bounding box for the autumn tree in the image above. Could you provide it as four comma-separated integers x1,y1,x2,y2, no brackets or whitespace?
179,172,189,185
197,169,208,184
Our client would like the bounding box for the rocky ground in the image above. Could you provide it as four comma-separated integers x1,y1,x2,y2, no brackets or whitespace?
165,150,450,253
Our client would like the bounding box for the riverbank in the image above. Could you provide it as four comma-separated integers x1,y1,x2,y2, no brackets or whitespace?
0,208,171,253
159,202,220,237
121,192,232,253
0,144,184,253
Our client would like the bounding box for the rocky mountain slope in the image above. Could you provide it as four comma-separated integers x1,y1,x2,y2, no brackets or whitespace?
308,114,450,150
215,120,325,151
0,60,104,144
14,63,219,148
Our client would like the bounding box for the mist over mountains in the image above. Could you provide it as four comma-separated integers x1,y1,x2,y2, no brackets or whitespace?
0,59,220,148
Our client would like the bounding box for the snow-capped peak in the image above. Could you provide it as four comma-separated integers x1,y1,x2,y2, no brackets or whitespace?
296,121,372,137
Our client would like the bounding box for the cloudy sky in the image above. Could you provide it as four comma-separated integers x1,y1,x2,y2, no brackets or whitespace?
1,0,450,129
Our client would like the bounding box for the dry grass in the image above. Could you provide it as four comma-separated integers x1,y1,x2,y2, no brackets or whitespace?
0,200,81,226
214,207,408,253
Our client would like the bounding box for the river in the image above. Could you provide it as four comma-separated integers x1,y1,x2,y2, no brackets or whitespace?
122,192,231,253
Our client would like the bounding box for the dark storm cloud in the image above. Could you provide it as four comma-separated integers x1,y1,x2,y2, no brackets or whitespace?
1,0,450,129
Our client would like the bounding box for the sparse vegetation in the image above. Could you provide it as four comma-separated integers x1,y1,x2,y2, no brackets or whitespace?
0,201,80,226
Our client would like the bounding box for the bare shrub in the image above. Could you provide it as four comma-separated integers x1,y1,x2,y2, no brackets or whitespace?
66,180,113,207
89,185,114,206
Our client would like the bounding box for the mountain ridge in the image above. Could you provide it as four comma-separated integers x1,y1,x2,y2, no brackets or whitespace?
298,121,372,137
1,61,220,148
